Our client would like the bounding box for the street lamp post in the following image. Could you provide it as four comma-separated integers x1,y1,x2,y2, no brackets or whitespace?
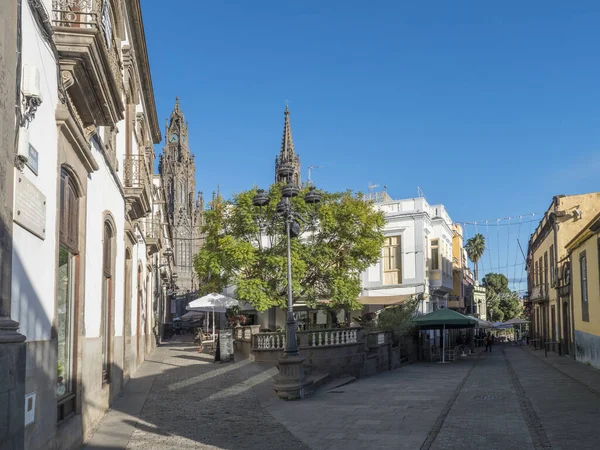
252,164,321,399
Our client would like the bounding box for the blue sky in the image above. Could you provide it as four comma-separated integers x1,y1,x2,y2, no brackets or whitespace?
143,0,600,291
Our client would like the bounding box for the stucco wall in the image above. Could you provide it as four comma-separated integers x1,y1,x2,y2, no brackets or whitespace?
574,330,600,369
10,0,60,343
571,233,600,339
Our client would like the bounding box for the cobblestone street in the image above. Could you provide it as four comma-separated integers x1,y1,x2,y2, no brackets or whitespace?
85,341,600,450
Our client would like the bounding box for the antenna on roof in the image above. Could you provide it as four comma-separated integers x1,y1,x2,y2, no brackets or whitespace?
417,186,426,198
307,165,324,184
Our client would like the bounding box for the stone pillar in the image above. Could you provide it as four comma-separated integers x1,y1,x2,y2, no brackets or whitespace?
0,1,27,448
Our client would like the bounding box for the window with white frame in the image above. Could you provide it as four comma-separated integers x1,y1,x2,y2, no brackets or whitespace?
383,236,402,285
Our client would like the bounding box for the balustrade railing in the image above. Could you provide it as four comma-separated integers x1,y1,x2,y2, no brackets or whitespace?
252,328,362,351
253,332,286,350
305,329,359,347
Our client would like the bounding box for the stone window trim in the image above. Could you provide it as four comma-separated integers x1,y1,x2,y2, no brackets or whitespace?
580,250,589,322
382,235,402,285
101,213,117,384
544,252,549,294
56,166,83,423
102,126,119,172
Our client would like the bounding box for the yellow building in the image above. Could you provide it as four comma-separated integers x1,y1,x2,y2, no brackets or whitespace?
450,224,465,311
527,193,600,356
566,212,600,368
449,223,476,314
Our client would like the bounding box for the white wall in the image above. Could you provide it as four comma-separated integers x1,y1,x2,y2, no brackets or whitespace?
83,147,126,338
11,1,59,342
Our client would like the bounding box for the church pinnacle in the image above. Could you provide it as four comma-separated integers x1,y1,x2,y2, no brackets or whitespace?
275,105,301,186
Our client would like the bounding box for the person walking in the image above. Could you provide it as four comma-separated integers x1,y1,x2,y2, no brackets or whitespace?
486,332,494,353
484,334,489,352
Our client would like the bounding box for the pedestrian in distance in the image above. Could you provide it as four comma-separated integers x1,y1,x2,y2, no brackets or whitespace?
483,334,489,352
486,332,493,352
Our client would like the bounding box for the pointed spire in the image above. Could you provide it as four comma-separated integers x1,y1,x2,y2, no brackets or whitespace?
175,96,180,110
280,104,295,161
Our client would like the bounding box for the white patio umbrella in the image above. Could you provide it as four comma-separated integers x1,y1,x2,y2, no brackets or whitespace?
504,317,529,341
186,293,239,336
503,317,529,325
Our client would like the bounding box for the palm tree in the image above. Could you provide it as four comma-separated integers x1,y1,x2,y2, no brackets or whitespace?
465,233,486,284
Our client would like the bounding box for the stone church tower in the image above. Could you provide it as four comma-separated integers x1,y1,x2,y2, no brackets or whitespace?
274,105,301,186
158,98,204,298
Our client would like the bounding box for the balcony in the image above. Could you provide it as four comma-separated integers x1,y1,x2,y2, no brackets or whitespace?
123,154,151,220
145,220,161,255
52,0,124,127
530,285,548,302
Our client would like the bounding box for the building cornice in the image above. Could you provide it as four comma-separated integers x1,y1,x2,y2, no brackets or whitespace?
566,211,600,252
126,0,161,144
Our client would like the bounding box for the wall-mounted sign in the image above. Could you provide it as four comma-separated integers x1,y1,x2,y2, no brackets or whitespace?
26,143,38,175
14,172,46,240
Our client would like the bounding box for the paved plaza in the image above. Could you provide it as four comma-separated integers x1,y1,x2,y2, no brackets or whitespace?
85,340,600,450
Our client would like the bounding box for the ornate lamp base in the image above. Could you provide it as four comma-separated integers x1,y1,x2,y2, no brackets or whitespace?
273,354,314,400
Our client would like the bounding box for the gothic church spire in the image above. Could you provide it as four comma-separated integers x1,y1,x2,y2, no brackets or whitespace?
275,105,301,186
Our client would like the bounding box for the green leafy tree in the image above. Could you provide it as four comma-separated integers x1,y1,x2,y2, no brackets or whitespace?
482,272,510,296
482,272,523,321
194,185,386,313
376,296,420,341
465,233,486,283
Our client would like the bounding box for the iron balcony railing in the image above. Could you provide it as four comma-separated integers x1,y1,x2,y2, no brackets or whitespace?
123,154,150,190
145,220,162,240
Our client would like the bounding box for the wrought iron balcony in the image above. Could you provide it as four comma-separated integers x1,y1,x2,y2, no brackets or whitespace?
52,0,124,126
123,154,152,220
145,220,161,255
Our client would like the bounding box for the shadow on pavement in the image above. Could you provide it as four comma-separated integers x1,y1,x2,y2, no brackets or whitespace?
84,341,308,450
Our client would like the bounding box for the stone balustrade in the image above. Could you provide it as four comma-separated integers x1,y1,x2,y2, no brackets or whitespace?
253,332,287,350
305,329,359,347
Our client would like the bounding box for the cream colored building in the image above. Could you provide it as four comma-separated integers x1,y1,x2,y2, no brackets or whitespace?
527,193,600,356
361,195,454,314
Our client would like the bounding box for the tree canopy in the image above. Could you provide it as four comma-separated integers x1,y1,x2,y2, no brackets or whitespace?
193,185,386,312
482,272,522,321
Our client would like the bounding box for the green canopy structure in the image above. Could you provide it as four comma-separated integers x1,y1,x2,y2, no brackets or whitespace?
413,308,477,363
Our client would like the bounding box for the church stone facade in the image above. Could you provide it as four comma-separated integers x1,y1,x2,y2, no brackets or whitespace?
159,99,204,315
275,106,301,186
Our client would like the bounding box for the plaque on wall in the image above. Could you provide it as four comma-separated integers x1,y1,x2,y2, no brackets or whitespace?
219,329,234,363
13,172,46,240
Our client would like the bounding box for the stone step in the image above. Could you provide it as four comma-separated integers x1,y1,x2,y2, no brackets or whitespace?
308,371,330,389
317,375,357,394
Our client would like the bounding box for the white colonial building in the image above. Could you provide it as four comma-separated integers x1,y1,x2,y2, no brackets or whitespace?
5,1,175,449
361,193,455,314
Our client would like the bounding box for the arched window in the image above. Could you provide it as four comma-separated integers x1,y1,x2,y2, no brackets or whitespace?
56,168,79,421
101,219,115,383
